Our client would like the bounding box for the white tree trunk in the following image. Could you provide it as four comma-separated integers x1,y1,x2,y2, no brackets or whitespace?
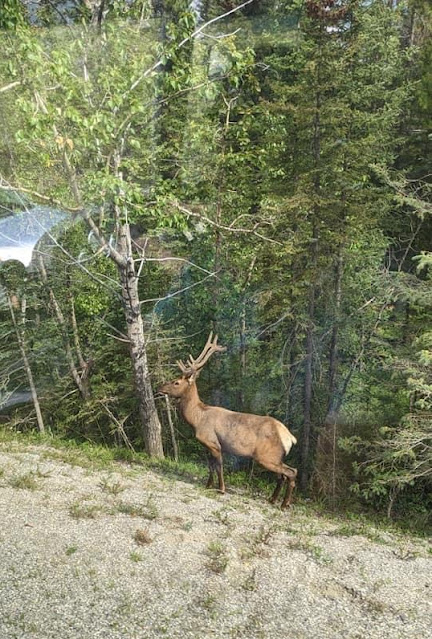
8,295,45,434
117,224,164,458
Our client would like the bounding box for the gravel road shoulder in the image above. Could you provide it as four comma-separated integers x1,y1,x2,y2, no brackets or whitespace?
0,442,430,639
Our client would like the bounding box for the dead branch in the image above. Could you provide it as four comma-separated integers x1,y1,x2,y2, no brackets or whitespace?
141,271,218,306
174,203,283,246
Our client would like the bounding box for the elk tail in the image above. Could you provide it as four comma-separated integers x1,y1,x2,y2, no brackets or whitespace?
277,423,297,454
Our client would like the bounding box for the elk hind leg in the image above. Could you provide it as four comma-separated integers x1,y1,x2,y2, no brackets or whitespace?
281,465,297,510
269,474,285,504
258,460,297,509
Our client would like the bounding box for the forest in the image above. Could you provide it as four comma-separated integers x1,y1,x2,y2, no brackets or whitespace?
0,0,431,528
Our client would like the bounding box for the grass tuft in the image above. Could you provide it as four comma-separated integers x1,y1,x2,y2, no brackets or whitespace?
133,528,152,545
69,501,105,519
65,545,78,556
9,472,39,490
206,541,229,574
99,476,126,496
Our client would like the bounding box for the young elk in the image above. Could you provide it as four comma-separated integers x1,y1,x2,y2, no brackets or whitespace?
159,333,298,508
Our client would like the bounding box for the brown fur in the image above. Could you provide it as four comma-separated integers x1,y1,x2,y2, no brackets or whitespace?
159,375,298,509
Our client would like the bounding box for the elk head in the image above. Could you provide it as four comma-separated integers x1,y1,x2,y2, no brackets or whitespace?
159,332,226,398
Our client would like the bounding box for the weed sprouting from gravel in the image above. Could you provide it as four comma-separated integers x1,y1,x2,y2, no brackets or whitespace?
241,523,278,560
206,541,229,574
115,495,158,520
286,538,332,564
142,495,158,520
99,476,126,496
65,545,78,556
9,472,39,490
69,501,105,519
115,502,148,517
133,528,152,545
197,592,218,618
212,507,236,531
241,569,257,592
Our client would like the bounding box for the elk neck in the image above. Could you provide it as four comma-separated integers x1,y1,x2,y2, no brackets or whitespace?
179,383,207,429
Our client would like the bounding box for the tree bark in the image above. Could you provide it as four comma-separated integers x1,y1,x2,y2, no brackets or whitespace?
8,295,45,433
300,45,322,491
239,255,256,408
66,271,87,371
327,248,344,417
284,324,298,427
314,248,344,500
58,140,164,457
117,223,164,458
301,240,317,491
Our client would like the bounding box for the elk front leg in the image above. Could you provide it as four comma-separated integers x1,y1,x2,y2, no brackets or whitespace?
199,437,225,494
210,450,225,494
206,455,216,489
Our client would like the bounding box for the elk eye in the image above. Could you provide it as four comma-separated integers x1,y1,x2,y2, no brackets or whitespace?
174,381,180,386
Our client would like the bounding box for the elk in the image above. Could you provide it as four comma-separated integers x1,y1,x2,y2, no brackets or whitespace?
159,333,298,508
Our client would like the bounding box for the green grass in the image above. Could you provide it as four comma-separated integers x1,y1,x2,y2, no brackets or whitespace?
69,501,105,519
99,476,126,496
285,538,333,564
114,502,149,517
114,495,158,520
0,427,430,538
206,541,229,574
65,545,78,556
9,472,39,490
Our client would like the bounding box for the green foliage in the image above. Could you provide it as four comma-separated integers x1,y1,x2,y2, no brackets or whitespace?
0,0,27,30
0,1,430,522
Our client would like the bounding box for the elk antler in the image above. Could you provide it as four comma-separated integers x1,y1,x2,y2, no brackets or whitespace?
177,331,226,377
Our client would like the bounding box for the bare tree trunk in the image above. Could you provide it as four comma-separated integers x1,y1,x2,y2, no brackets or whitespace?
314,248,343,501
66,271,87,371
284,325,298,427
301,51,322,491
301,249,317,491
211,198,223,406
38,256,90,400
8,295,45,433
117,223,164,458
327,248,344,419
58,139,164,458
239,256,256,408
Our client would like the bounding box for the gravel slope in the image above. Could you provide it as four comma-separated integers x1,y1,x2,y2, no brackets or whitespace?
0,443,431,639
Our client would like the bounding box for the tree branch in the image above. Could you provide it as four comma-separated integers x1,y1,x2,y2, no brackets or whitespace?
174,203,283,246
0,81,21,94
123,0,254,98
